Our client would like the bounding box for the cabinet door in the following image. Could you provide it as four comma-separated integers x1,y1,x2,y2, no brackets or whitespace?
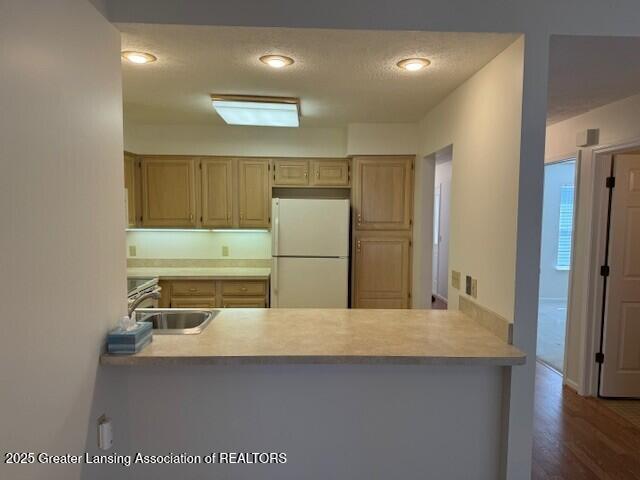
311,159,349,186
238,159,271,228
141,156,197,227
273,159,309,186
124,152,138,227
201,158,233,228
352,156,413,230
221,296,267,308
353,235,411,308
170,297,216,309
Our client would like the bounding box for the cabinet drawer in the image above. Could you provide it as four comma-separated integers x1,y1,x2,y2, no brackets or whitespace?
170,296,216,308
221,296,266,308
221,281,266,296
170,280,216,297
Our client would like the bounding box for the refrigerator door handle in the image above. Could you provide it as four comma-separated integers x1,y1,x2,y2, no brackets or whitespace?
272,199,279,256
271,258,278,307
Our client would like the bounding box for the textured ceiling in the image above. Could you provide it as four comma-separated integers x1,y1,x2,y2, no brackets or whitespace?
119,24,518,127
547,35,640,125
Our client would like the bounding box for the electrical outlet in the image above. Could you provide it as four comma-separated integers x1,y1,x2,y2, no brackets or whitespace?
451,271,461,290
471,278,478,298
465,275,472,295
128,245,137,257
222,246,229,257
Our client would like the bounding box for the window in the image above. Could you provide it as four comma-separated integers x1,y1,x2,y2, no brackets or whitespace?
556,184,575,269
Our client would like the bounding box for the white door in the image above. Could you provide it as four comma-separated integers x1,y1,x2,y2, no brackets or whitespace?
271,257,348,308
601,154,640,397
272,198,349,257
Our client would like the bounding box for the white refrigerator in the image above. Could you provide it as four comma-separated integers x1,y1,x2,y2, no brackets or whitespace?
271,198,350,308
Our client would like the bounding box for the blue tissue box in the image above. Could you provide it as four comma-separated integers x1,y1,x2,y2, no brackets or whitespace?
107,321,153,354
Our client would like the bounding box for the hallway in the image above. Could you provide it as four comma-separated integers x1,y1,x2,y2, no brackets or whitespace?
533,363,640,479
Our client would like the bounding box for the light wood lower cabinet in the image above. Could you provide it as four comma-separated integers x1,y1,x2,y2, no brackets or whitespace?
352,234,411,309
158,279,269,308
221,296,267,308
171,297,217,309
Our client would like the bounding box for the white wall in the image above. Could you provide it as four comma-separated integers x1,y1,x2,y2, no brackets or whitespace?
127,230,271,259
0,1,126,479
125,122,347,157
545,93,640,394
346,123,419,155
415,38,525,320
434,148,453,301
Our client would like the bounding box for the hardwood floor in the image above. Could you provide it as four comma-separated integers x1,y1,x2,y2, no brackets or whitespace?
533,362,640,479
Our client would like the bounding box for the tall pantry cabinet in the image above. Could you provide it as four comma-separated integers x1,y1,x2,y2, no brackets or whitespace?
351,155,414,308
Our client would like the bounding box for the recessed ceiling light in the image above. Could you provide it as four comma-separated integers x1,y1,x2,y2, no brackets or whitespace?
397,58,431,72
121,51,157,65
211,94,300,127
259,54,294,69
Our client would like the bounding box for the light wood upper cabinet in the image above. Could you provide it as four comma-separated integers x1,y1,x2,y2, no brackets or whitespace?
201,158,233,228
352,234,411,308
352,156,413,230
140,156,198,228
311,159,349,186
238,158,271,228
124,152,139,227
273,159,309,186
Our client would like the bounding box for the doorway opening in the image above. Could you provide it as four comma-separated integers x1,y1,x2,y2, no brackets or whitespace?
432,145,453,310
537,158,577,373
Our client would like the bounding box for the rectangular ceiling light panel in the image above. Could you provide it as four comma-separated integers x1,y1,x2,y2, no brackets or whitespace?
211,96,300,127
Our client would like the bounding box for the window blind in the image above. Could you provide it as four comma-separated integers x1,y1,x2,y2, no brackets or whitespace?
556,184,575,269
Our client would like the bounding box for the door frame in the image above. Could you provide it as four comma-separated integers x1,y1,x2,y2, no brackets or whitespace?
539,156,578,378
578,137,640,396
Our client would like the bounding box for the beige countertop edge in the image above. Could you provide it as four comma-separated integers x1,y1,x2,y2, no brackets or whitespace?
100,354,525,367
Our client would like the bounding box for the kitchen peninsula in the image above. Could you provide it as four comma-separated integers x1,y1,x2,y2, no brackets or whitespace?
101,308,524,479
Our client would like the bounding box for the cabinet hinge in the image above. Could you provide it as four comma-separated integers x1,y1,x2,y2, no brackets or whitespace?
600,265,610,277
268,164,271,171
595,352,604,364
200,216,203,223
606,176,616,189
409,240,412,247
199,162,202,170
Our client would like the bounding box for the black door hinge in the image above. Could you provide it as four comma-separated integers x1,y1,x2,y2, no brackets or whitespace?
600,265,610,277
606,176,616,189
595,352,604,364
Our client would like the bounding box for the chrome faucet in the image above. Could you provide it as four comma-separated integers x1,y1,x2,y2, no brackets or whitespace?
127,288,161,318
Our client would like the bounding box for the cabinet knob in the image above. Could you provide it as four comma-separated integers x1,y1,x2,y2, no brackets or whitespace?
241,287,247,291
357,213,362,225
304,172,308,178
356,239,361,252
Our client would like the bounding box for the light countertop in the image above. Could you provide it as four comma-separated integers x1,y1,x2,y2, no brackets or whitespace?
127,267,271,280
101,309,526,367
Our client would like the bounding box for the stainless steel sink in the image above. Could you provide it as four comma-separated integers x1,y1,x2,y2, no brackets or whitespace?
134,309,217,334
